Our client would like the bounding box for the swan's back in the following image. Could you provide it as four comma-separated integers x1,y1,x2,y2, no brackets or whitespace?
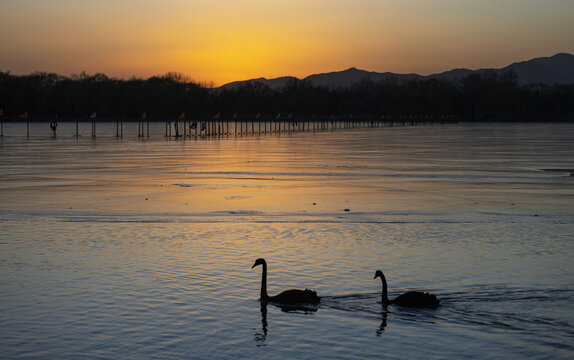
269,289,320,304
392,291,439,308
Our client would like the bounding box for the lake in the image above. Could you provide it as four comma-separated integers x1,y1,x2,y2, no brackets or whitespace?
1,122,573,359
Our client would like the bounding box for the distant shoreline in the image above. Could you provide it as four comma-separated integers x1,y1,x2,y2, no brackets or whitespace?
2,67,573,122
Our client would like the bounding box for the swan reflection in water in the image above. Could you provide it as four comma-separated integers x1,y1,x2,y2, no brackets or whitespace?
253,303,268,346
253,300,319,346
376,310,388,336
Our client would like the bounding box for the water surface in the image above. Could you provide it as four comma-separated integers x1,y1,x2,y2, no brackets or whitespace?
1,123,573,359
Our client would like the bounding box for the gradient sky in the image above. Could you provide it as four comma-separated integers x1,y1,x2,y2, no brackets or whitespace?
1,0,573,86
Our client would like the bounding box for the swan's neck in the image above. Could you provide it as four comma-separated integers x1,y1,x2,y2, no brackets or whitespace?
260,262,270,301
380,273,390,304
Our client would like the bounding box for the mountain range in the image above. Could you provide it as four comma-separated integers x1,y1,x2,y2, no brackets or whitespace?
222,53,574,90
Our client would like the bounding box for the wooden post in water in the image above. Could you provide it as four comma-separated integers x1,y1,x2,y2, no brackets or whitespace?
119,119,125,138
20,112,30,138
90,112,96,138
178,113,186,138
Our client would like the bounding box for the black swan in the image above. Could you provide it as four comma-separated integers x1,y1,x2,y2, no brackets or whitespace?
252,258,320,304
374,270,439,308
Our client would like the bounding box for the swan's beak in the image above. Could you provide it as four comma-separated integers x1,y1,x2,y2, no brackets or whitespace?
251,263,257,269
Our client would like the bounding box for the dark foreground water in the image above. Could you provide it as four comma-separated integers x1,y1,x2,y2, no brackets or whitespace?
1,123,573,359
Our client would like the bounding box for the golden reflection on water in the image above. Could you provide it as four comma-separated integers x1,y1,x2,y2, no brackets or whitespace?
2,126,574,220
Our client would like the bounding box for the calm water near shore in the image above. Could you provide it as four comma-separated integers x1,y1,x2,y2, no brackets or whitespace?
1,122,573,359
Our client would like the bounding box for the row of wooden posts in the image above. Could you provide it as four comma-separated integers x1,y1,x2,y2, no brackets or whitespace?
0,116,458,138
160,117,458,138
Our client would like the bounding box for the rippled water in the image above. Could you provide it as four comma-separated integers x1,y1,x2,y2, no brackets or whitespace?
1,123,573,359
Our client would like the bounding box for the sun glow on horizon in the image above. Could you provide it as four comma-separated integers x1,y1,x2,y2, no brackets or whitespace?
1,0,573,85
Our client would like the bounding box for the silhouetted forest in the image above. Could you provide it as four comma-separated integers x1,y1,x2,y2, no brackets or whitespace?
1,70,573,121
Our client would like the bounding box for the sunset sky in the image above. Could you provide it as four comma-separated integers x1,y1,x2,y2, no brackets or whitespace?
1,0,573,86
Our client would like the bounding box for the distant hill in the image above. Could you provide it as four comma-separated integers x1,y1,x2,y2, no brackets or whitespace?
221,53,574,90
303,67,420,89
222,76,298,90
503,53,574,85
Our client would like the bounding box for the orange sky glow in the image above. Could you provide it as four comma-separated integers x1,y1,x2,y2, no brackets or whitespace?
1,0,573,86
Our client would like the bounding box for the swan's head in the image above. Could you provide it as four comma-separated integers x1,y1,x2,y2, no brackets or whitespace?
252,258,266,268
374,270,384,279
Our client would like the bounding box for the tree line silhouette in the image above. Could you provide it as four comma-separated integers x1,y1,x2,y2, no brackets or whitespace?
1,70,573,121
